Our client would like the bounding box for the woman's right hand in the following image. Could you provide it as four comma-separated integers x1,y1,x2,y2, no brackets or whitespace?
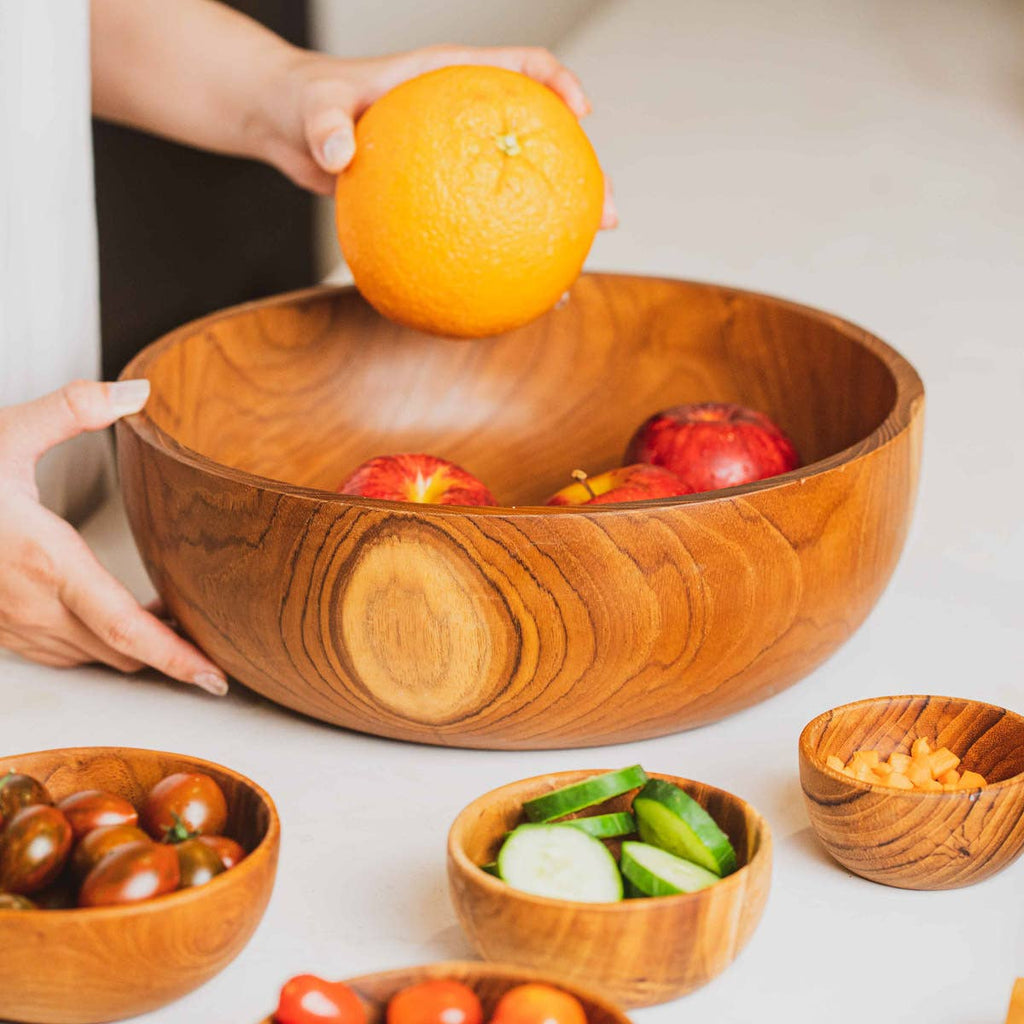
0,380,227,695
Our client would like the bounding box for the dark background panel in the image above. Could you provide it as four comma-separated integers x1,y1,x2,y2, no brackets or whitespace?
94,0,314,380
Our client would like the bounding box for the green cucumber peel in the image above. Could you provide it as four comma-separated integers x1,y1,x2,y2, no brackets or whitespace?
562,811,636,839
633,778,737,876
621,841,721,896
522,766,648,823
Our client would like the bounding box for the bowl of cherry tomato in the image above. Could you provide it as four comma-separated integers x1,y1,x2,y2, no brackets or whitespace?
263,962,631,1024
0,746,280,1024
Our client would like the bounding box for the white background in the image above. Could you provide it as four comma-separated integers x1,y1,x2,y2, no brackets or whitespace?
3,1,1023,1021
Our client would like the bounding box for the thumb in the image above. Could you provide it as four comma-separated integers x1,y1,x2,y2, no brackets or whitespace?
0,379,150,463
304,96,357,173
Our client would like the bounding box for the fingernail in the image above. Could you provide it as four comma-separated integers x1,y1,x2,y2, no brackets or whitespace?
194,671,229,697
109,379,151,418
322,130,355,171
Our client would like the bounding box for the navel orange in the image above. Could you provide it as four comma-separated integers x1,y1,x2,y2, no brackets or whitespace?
334,65,605,338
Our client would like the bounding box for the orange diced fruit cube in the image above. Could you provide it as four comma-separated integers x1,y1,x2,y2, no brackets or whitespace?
826,755,845,772
886,773,914,790
958,770,987,789
873,762,893,777
928,748,960,779
906,761,933,787
888,753,912,773
938,769,960,786
911,737,932,759
917,778,943,792
851,750,880,768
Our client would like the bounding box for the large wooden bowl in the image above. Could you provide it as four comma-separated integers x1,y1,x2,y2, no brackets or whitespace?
117,273,924,748
0,747,280,1024
447,770,772,1007
799,696,1024,889
258,962,632,1024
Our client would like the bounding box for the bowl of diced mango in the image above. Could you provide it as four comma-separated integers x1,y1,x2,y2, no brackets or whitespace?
798,694,1024,890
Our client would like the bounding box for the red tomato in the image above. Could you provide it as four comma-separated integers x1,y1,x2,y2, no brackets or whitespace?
197,834,246,870
387,980,483,1024
72,824,151,880
0,772,52,829
78,840,180,907
141,773,228,841
0,805,72,894
274,975,366,1024
490,984,587,1024
57,789,139,840
174,837,226,888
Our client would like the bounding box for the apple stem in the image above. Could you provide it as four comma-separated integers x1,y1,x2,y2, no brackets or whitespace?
572,469,597,500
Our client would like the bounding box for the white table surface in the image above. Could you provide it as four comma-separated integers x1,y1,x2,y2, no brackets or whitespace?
4,1,1024,1021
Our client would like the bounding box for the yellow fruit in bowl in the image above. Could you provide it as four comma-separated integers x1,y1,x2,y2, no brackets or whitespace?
334,65,605,338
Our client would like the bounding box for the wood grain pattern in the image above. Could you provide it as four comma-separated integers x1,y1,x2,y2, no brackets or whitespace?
0,747,280,1024
117,273,924,748
799,696,1024,890
446,770,772,1008
258,962,632,1024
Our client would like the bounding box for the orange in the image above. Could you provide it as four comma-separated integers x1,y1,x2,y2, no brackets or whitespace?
334,65,604,338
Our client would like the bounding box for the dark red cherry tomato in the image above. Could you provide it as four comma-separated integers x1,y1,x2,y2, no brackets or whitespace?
387,980,483,1024
0,772,52,830
78,840,180,907
175,837,226,888
141,773,228,841
0,805,72,895
71,824,151,880
0,893,36,910
490,984,587,1024
57,790,139,840
274,975,366,1024
197,834,245,870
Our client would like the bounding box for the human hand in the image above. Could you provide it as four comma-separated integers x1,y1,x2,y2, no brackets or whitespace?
0,380,228,695
254,43,617,227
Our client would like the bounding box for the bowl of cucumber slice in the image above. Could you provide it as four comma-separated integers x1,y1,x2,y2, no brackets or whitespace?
447,767,771,1008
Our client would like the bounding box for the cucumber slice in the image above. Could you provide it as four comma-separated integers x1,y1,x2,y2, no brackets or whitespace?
562,812,636,839
621,841,721,896
633,779,737,876
523,766,648,823
497,825,623,902
480,861,500,877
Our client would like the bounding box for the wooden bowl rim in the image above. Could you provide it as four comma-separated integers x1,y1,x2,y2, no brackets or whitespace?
0,745,281,920
447,769,772,912
258,960,634,1024
799,694,1024,795
118,273,925,516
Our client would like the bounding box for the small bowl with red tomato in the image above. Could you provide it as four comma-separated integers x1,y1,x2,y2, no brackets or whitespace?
0,746,279,1024
262,962,631,1024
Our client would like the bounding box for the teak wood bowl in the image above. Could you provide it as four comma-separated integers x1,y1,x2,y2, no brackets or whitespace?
257,962,632,1024
0,747,280,1024
117,273,924,749
446,770,772,1007
799,696,1024,889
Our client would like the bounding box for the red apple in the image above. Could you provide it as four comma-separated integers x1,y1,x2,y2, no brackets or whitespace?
338,453,496,506
626,402,800,492
546,464,692,506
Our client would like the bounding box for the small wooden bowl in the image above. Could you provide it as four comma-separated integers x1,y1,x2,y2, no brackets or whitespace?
799,695,1024,889
257,962,632,1024
0,747,280,1024
117,273,924,749
447,770,772,1008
